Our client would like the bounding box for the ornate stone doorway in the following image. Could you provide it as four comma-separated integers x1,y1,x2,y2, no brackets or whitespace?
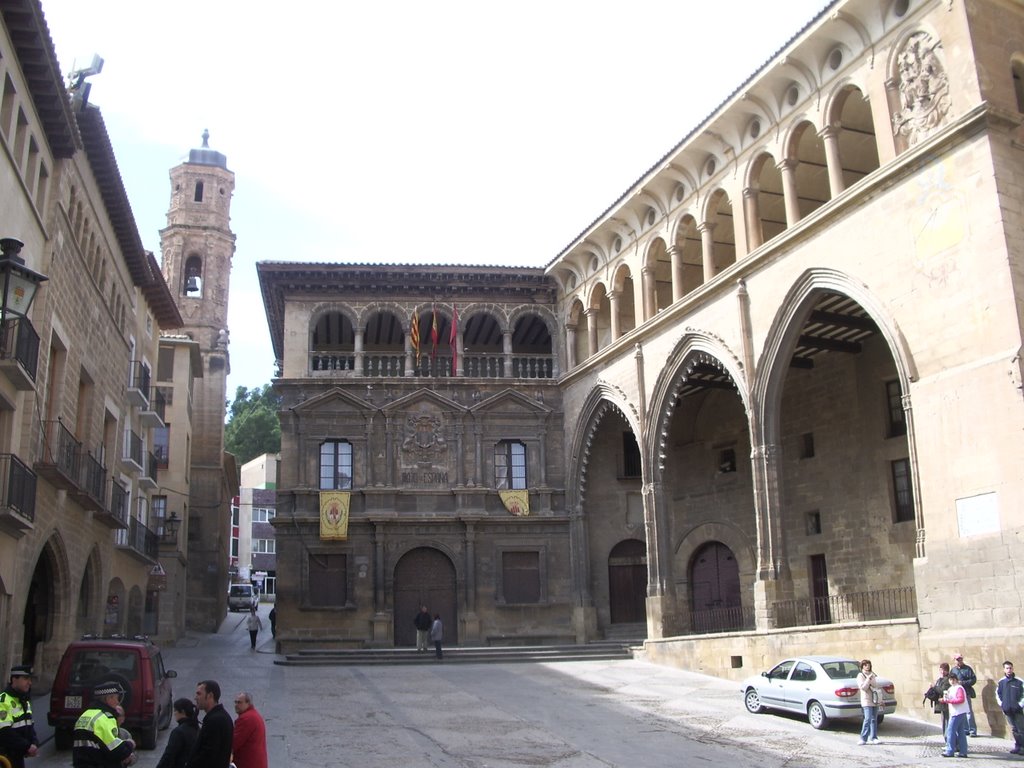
393,547,457,648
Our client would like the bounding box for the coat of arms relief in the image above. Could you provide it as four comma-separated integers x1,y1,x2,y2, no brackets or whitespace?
401,411,447,464
892,30,951,147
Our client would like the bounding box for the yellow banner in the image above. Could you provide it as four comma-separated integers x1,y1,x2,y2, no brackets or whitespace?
499,489,530,516
320,491,350,540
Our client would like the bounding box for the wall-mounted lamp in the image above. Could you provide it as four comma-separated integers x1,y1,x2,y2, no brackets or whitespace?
163,511,181,543
0,238,47,324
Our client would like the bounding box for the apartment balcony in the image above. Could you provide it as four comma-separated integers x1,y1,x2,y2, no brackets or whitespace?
138,386,166,429
71,452,106,512
0,453,37,537
138,450,159,491
126,360,150,407
0,317,40,390
96,481,129,530
115,516,158,563
122,429,143,473
34,420,81,492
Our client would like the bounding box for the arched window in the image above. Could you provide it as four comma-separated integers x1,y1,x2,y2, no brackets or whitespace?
184,255,203,297
194,180,204,202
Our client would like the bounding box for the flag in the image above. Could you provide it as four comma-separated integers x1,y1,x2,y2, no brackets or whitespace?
430,304,439,360
319,491,350,540
499,489,530,516
410,311,421,364
450,304,458,376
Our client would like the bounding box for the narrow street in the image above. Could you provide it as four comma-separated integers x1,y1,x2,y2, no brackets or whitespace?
26,606,1013,766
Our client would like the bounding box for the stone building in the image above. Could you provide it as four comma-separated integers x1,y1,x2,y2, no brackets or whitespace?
0,0,188,678
233,453,280,599
260,0,1024,730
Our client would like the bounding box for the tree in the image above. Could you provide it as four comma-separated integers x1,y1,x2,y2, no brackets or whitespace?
224,384,281,466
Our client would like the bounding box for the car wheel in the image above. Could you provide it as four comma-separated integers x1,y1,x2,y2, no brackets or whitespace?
744,688,766,714
138,718,158,750
54,726,73,751
807,700,828,730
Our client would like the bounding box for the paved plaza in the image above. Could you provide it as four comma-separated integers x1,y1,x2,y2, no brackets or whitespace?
24,605,1018,766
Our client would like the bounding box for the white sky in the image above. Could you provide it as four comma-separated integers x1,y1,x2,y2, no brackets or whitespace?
41,0,827,395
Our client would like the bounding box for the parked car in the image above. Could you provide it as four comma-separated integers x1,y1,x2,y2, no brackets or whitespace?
48,634,176,750
741,656,897,730
228,583,259,612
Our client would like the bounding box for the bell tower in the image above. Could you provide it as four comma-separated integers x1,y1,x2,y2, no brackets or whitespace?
160,130,236,631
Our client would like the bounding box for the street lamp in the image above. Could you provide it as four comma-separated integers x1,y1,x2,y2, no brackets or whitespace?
163,511,180,543
0,238,47,322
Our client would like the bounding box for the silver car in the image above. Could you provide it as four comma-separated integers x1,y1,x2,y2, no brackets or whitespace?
741,656,897,730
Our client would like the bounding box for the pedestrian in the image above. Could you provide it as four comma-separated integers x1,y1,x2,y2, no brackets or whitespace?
856,659,882,745
231,692,268,768
929,662,952,733
246,607,263,650
189,679,234,768
430,613,444,660
997,660,1024,755
155,698,199,768
942,671,970,757
414,605,432,651
114,705,138,766
268,607,277,638
0,665,39,768
72,680,136,767
950,652,978,736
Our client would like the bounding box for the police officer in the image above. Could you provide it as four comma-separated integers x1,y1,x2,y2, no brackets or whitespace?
0,665,38,768
72,680,135,767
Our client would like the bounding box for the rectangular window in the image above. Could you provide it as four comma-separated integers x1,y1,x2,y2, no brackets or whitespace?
622,431,641,478
252,538,276,554
157,347,174,382
320,440,353,490
152,495,167,534
253,507,276,523
153,426,169,469
886,380,907,438
308,553,347,607
494,440,527,489
892,458,914,522
800,432,815,459
501,551,540,604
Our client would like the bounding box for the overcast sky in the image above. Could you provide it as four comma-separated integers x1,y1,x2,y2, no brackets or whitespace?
41,0,827,395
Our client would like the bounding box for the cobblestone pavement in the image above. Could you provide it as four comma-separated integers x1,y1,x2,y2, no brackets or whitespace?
26,608,1020,766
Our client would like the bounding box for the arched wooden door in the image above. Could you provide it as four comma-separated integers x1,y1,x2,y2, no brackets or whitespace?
607,539,647,624
393,548,457,647
689,541,742,632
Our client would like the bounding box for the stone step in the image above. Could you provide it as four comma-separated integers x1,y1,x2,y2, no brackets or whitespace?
274,642,635,667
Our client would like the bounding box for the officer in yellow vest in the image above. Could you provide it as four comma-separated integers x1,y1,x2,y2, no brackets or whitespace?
0,665,38,768
72,680,135,767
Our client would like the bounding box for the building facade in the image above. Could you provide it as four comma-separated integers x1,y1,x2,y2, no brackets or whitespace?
0,0,190,679
233,452,279,598
260,0,1024,729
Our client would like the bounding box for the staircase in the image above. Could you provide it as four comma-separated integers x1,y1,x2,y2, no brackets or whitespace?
275,641,637,667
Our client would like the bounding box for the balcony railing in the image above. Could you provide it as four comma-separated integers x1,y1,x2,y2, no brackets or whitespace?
73,452,106,512
139,386,166,428
771,586,917,629
0,317,40,389
139,450,159,490
689,604,756,634
115,516,158,562
99,481,130,529
35,420,81,492
126,360,150,407
363,354,405,377
123,429,143,472
312,352,356,373
310,350,556,379
0,453,37,534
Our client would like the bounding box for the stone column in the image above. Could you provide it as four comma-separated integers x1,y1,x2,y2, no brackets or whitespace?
502,329,512,378
819,123,846,199
565,325,577,370
777,158,801,227
903,392,926,558
667,245,684,302
473,424,482,487
384,415,394,486
537,426,548,486
403,325,413,376
608,290,621,341
464,522,477,613
743,186,763,251
585,308,598,357
373,521,386,611
354,327,365,375
699,222,716,283
569,503,597,642
642,265,657,320
455,328,464,377
750,441,792,630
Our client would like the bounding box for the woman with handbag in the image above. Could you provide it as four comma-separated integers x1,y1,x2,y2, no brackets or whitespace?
857,659,883,745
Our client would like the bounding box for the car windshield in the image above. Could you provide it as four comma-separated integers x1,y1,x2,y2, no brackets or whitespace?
70,650,138,686
820,660,862,680
229,586,250,597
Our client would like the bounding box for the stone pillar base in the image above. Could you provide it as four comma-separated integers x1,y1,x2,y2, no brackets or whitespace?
573,605,598,643
646,594,683,639
753,576,794,630
370,612,392,647
461,612,481,644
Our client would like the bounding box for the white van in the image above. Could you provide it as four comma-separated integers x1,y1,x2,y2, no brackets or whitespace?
228,583,258,612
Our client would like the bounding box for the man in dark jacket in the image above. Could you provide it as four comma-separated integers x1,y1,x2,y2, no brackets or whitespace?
414,606,432,651
189,679,233,768
72,680,135,767
0,665,38,768
997,661,1024,755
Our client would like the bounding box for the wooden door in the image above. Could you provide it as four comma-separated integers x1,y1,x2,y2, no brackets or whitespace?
810,554,831,624
689,542,741,632
608,539,647,624
393,548,457,647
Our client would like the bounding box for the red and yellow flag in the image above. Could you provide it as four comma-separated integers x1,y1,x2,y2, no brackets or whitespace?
430,305,439,360
410,311,421,364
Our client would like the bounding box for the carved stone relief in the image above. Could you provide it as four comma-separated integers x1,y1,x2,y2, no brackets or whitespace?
892,31,951,147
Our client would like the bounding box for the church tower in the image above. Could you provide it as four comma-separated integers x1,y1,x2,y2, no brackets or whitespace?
160,131,236,631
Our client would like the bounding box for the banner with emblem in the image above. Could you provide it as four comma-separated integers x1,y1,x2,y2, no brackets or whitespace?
498,489,530,516
319,491,350,540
